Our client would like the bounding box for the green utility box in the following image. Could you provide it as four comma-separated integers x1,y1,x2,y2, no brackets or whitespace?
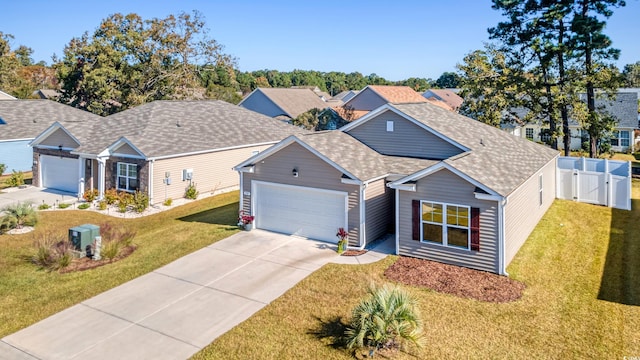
69,224,100,251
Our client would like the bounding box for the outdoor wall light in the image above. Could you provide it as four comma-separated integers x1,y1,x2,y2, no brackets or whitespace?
292,168,299,177
58,145,63,151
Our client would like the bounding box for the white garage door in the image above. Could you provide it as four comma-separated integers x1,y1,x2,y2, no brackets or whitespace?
254,182,347,243
40,155,79,193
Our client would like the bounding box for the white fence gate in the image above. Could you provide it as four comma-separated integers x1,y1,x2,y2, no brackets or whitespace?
557,157,632,210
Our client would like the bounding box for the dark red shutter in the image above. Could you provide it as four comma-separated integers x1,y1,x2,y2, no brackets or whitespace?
412,200,420,241
471,207,480,251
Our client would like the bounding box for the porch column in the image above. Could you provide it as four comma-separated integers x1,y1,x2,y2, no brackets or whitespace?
97,157,106,200
78,156,85,198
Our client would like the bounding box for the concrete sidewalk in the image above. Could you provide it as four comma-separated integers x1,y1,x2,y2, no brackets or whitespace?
1,230,393,360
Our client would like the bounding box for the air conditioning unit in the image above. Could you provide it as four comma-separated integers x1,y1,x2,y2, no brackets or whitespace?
182,168,193,181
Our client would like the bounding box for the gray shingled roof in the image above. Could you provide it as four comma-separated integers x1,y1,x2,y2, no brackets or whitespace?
390,103,559,196
294,131,439,181
73,100,307,158
585,92,638,128
0,100,101,141
249,88,330,118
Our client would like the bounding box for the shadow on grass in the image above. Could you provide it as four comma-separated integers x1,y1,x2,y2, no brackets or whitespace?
307,316,349,350
178,202,238,227
598,198,640,306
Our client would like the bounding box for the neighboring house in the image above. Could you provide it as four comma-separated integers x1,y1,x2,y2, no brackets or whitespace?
0,100,100,175
331,90,360,103
520,91,638,152
238,88,329,120
423,88,464,112
30,100,305,203
0,90,16,100
32,89,62,100
235,102,558,275
290,85,332,101
343,85,428,111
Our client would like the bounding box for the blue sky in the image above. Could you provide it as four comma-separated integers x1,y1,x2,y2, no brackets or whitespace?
1,0,638,81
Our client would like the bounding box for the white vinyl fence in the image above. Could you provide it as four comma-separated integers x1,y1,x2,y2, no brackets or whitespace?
556,157,631,210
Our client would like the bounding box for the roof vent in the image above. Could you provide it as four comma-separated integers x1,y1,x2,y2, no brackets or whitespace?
176,120,181,127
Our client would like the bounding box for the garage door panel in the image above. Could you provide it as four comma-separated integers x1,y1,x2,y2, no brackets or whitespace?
40,155,79,193
254,182,347,243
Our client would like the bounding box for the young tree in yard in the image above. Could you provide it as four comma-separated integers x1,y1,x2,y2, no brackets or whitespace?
56,11,236,115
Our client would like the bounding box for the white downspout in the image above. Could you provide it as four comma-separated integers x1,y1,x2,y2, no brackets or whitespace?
97,157,106,200
149,159,154,205
355,183,367,250
499,197,509,276
78,156,85,198
395,188,400,255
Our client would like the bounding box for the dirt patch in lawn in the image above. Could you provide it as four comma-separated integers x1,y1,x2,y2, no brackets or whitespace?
384,257,525,303
60,245,137,273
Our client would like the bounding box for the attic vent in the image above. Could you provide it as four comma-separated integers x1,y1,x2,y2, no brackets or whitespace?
176,120,181,127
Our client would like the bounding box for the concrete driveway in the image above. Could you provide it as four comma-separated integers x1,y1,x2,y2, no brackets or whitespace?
0,229,393,360
0,186,77,210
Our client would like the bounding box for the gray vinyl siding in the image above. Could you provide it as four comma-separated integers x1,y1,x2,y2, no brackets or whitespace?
39,128,79,148
152,145,272,204
346,110,463,160
242,142,361,245
239,90,287,118
504,157,556,265
113,143,142,157
398,168,499,273
364,178,394,243
344,87,387,111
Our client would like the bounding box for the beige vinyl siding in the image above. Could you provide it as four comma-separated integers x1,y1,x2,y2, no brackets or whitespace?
113,143,142,157
346,110,463,160
239,90,286,118
398,168,499,273
39,128,79,148
242,142,361,245
344,87,386,111
152,145,272,204
364,178,394,243
504,157,556,265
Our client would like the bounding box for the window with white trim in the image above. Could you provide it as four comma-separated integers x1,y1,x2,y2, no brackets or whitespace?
117,162,138,191
421,201,470,249
610,130,630,147
525,128,534,140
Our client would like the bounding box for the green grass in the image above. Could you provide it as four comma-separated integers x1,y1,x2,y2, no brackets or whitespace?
193,181,640,359
0,191,240,337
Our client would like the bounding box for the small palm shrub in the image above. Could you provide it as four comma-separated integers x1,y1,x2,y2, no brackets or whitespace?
345,284,424,356
0,202,37,233
5,170,25,187
185,183,199,200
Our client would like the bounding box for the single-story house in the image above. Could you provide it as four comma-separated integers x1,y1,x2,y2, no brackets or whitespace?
0,100,101,175
423,88,464,112
235,102,558,275
513,91,638,152
342,85,429,111
30,100,305,203
238,88,330,120
331,90,360,103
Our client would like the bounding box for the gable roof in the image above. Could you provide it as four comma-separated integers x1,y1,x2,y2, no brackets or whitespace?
366,85,428,104
384,103,558,196
72,100,307,158
424,89,464,110
584,92,638,129
0,90,16,100
0,100,101,141
239,88,329,119
331,90,360,102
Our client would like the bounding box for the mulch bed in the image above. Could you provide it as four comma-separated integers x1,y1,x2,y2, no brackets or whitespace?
60,245,137,273
384,257,525,303
342,249,368,256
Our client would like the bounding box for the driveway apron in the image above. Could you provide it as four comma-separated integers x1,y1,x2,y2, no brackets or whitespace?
0,230,379,360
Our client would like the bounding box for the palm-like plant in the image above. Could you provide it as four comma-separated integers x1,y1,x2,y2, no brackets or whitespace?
1,202,38,232
345,284,424,355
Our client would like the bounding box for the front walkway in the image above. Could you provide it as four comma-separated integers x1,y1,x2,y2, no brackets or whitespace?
0,230,394,360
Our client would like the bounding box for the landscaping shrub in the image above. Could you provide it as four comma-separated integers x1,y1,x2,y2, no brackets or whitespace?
38,203,51,210
98,201,107,210
32,232,73,271
0,202,37,233
5,170,25,187
104,188,119,205
117,192,133,213
185,183,199,200
345,284,423,355
77,203,90,210
99,222,136,260
82,189,99,202
58,203,71,209
132,190,149,213
0,163,5,176
163,198,172,206
101,240,122,260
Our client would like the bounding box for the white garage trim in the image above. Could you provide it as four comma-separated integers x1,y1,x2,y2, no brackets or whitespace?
251,181,348,243
40,155,79,193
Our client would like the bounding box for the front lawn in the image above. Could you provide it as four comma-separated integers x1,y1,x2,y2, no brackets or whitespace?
194,181,640,359
0,191,240,337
